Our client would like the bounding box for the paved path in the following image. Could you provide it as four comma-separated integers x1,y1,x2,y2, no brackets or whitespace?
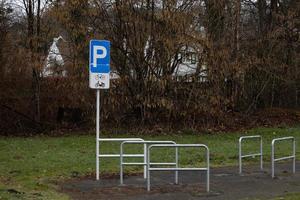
61,162,300,200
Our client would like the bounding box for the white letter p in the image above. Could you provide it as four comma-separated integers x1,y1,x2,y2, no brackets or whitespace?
93,46,107,67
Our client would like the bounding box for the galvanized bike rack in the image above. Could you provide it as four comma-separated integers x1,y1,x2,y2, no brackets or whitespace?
271,137,296,178
97,138,147,179
120,140,178,186
239,135,263,174
147,144,210,192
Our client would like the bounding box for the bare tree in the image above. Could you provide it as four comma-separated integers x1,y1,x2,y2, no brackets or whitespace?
21,0,46,123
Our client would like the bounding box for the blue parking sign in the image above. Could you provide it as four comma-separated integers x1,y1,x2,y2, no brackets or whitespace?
89,40,110,73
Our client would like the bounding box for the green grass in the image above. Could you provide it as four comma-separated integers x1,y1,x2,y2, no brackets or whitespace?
0,126,299,199
272,193,300,200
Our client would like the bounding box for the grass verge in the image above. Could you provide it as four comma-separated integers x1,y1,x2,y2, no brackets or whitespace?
0,126,299,199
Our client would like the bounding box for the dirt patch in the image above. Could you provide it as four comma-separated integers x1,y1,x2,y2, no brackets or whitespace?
60,162,300,200
3,108,300,136
204,108,300,132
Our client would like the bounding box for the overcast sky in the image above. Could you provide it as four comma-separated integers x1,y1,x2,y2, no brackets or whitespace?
8,0,48,16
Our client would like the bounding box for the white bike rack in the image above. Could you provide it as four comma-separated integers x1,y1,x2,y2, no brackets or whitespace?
239,135,263,174
147,144,210,192
97,138,146,179
120,140,178,186
271,137,296,178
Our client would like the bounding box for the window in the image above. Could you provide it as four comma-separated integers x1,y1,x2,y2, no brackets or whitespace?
191,53,197,64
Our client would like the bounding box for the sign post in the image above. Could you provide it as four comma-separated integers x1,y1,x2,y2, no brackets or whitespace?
89,40,110,180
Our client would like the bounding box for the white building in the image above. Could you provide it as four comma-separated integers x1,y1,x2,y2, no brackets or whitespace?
41,36,206,82
173,45,207,82
42,36,67,77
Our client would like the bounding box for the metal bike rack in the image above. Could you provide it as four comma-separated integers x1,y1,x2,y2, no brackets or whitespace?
147,144,209,192
239,135,263,174
120,140,178,186
271,137,296,178
97,138,146,180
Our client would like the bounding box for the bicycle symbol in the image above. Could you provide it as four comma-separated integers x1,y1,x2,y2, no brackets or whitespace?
95,81,105,88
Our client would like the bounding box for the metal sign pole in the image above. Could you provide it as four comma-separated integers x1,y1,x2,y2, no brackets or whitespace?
89,40,110,180
96,89,100,180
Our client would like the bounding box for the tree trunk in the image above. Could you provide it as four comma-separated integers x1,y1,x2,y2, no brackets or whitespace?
257,0,267,35
24,0,41,123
